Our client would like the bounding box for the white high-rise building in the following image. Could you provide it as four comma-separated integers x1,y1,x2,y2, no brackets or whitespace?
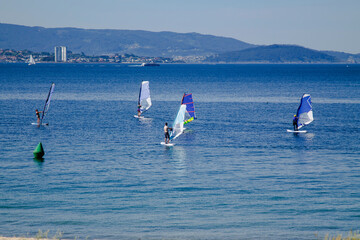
54,46,67,62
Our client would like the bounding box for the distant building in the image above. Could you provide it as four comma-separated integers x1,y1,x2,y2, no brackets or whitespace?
54,46,67,62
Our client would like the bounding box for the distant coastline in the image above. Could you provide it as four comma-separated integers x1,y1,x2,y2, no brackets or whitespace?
0,49,182,64
1,23,359,64
1,48,359,65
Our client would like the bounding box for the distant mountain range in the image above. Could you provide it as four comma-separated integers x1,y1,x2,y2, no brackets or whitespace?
0,23,254,57
0,23,358,63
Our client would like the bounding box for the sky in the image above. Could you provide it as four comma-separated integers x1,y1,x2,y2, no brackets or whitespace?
0,0,359,53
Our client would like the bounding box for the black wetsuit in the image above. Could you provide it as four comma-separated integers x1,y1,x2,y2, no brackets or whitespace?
293,117,298,130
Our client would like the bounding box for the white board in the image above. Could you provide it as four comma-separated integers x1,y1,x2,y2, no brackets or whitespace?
31,122,49,126
160,142,175,146
287,129,307,133
133,115,144,119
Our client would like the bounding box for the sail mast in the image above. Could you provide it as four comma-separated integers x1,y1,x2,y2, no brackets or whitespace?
40,83,55,124
138,83,142,106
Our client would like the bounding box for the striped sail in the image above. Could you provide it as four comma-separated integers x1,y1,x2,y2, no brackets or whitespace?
296,94,313,129
181,93,196,124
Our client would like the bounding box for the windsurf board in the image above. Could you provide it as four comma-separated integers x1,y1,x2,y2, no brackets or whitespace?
161,142,175,146
31,123,49,126
287,129,307,133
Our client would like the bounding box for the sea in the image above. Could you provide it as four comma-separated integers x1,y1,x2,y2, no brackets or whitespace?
0,63,359,240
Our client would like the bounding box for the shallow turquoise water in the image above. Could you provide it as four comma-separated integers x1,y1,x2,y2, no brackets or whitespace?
0,63,359,239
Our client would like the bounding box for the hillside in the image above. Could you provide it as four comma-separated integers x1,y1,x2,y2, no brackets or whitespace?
206,45,339,63
0,23,254,57
323,51,360,63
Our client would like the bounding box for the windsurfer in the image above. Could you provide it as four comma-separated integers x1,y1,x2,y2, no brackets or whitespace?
164,122,172,144
35,109,43,125
137,104,141,117
293,115,299,131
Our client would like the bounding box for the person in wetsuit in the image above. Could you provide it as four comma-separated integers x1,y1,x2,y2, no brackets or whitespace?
293,115,299,131
164,122,173,144
137,104,141,117
35,109,43,125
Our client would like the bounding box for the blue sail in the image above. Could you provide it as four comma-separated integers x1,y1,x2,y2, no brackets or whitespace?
181,93,196,124
296,94,313,129
41,83,55,124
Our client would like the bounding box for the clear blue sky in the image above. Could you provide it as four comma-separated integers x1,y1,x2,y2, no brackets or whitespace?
0,0,359,53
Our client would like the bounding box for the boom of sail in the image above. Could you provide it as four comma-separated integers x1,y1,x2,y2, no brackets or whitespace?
40,83,55,124
138,81,152,113
170,104,187,141
296,93,313,129
181,93,196,124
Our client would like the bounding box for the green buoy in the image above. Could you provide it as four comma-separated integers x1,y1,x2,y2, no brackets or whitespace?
33,142,45,158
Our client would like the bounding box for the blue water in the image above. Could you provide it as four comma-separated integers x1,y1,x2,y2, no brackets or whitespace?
0,63,359,240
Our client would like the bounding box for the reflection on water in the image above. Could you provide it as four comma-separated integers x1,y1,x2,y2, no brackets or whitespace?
1,63,360,240
138,117,153,125
293,132,315,142
164,146,187,177
304,133,315,141
33,157,44,168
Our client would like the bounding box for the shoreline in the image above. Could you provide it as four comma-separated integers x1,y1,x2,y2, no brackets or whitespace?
0,238,51,240
0,61,358,65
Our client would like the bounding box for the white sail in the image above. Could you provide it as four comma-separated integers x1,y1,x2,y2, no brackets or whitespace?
28,55,35,65
138,81,152,113
170,104,186,141
296,94,313,129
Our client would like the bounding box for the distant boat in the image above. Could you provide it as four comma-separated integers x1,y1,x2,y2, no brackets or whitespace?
28,55,35,65
141,62,160,67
